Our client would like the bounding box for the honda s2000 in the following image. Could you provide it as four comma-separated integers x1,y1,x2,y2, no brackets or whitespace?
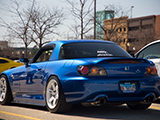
0,40,160,113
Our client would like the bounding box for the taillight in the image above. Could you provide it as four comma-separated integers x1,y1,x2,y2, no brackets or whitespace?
90,67,98,75
81,66,89,75
145,66,157,75
78,65,107,76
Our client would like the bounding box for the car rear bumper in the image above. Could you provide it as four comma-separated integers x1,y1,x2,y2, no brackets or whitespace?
61,76,160,103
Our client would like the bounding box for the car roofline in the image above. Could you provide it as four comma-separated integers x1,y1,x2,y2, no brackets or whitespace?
44,39,116,47
135,39,160,57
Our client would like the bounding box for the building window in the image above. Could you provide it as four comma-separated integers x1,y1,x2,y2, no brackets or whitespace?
141,24,153,29
128,38,138,42
123,39,126,43
128,26,139,31
142,18,153,25
116,29,119,32
119,28,122,32
106,14,111,19
129,20,139,26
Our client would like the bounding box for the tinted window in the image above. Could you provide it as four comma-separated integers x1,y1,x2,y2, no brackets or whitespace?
0,59,9,63
59,43,131,59
137,43,160,59
36,49,53,62
31,45,55,63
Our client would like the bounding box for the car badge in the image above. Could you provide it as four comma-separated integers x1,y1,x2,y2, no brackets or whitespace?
136,68,141,73
125,66,129,71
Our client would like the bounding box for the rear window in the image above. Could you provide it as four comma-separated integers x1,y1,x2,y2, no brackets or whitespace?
59,42,131,59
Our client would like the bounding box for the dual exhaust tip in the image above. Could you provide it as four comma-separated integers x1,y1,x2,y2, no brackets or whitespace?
82,94,155,107
91,95,155,106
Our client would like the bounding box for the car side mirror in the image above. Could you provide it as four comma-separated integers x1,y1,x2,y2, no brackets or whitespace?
19,58,30,67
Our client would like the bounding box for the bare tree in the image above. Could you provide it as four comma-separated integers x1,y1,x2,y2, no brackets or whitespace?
103,16,128,45
66,0,93,39
0,0,35,57
96,4,129,44
155,26,160,40
29,6,65,48
140,27,155,45
0,0,65,59
128,25,156,52
68,20,81,39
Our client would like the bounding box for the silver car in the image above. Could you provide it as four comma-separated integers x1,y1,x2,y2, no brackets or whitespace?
135,40,160,76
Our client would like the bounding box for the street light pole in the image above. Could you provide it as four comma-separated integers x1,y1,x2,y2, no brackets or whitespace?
94,0,96,39
131,6,134,18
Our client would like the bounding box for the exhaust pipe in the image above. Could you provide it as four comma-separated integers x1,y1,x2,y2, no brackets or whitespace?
144,95,154,103
91,97,107,106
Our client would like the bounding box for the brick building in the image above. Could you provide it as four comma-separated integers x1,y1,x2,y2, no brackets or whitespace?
103,15,160,54
0,41,36,59
0,41,8,50
127,15,160,54
104,16,128,51
0,41,10,58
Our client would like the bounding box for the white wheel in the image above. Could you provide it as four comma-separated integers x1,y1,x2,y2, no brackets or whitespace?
45,76,72,113
46,79,59,109
0,77,7,102
0,75,12,105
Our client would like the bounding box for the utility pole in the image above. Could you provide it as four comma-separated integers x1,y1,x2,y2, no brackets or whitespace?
131,6,134,18
94,0,96,39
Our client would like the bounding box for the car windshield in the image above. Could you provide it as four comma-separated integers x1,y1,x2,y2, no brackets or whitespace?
59,42,131,59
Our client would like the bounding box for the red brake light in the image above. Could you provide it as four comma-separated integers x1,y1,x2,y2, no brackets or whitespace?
81,66,89,75
78,65,107,76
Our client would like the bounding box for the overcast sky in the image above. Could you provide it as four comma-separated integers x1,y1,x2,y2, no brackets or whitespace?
39,0,160,18
0,0,160,47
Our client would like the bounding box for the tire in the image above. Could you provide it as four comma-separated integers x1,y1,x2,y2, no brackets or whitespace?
0,75,12,105
126,102,151,110
45,76,72,113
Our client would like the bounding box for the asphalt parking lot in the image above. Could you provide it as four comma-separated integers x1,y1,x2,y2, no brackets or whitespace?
0,102,160,120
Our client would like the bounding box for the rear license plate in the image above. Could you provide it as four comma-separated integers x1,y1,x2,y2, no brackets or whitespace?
120,82,136,93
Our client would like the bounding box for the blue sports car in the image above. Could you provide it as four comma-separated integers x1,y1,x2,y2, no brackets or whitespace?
0,40,160,113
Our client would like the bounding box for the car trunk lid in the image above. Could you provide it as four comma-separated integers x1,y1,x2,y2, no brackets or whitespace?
96,58,150,76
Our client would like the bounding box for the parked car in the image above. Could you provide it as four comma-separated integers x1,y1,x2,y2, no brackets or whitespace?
135,40,160,76
0,40,160,113
0,57,24,73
